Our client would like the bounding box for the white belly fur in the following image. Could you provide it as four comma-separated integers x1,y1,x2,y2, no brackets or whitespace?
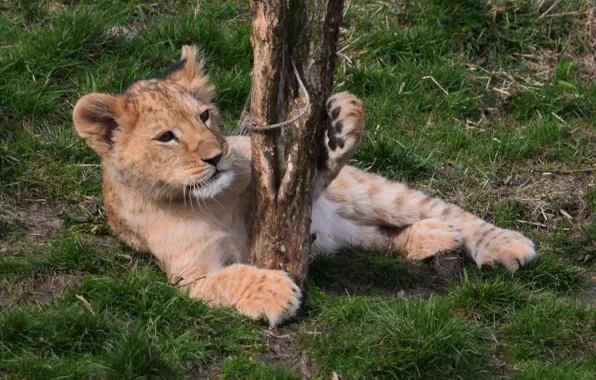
311,194,387,254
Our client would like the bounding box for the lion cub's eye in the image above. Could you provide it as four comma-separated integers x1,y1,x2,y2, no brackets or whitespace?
155,131,176,143
199,110,209,122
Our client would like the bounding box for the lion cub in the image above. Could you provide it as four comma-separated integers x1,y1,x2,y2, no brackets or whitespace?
73,46,536,326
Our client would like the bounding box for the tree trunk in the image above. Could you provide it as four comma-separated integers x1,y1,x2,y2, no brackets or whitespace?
247,0,343,285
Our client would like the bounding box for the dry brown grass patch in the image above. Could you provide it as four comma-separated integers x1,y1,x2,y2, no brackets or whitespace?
0,272,82,308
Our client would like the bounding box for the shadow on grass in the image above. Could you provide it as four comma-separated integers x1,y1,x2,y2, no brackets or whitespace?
307,247,476,297
307,245,586,300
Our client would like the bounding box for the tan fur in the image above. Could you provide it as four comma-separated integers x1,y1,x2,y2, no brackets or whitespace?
392,219,463,260
72,46,536,326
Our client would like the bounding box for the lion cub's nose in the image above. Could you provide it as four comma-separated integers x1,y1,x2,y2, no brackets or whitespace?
202,153,222,167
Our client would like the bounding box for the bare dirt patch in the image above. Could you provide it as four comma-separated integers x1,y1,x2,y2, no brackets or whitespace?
0,200,66,254
506,171,595,228
259,326,318,378
577,269,596,308
0,200,64,240
14,200,64,237
0,272,82,308
425,165,595,231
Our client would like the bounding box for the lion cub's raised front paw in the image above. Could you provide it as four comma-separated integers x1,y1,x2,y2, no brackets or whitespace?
234,268,302,327
324,92,364,170
473,229,536,272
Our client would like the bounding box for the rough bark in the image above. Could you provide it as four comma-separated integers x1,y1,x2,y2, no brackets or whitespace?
247,0,343,285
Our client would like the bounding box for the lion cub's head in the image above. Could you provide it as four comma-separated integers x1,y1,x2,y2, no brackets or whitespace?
73,46,234,200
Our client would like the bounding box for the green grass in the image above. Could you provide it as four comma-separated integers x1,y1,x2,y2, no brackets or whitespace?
0,266,263,378
221,356,301,380
1,0,595,378
304,293,491,379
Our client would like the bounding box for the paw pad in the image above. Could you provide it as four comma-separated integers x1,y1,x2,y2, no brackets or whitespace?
331,106,341,120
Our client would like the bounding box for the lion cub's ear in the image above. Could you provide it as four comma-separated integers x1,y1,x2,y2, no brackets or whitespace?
165,45,214,102
72,93,122,156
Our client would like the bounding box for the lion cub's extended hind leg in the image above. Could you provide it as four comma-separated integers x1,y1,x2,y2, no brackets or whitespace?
392,218,464,260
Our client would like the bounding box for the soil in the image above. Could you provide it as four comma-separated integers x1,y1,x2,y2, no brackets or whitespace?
0,200,64,252
0,272,82,308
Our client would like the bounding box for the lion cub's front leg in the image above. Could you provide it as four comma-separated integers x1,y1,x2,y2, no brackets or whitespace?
318,92,364,188
186,264,301,327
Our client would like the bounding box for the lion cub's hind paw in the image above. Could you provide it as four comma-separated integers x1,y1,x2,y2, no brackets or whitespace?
474,230,536,272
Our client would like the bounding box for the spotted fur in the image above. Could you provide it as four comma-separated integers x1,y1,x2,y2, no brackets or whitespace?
72,46,536,327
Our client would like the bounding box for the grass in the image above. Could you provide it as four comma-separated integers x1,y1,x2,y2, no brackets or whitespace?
1,0,595,378
1,266,263,378
304,294,491,379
